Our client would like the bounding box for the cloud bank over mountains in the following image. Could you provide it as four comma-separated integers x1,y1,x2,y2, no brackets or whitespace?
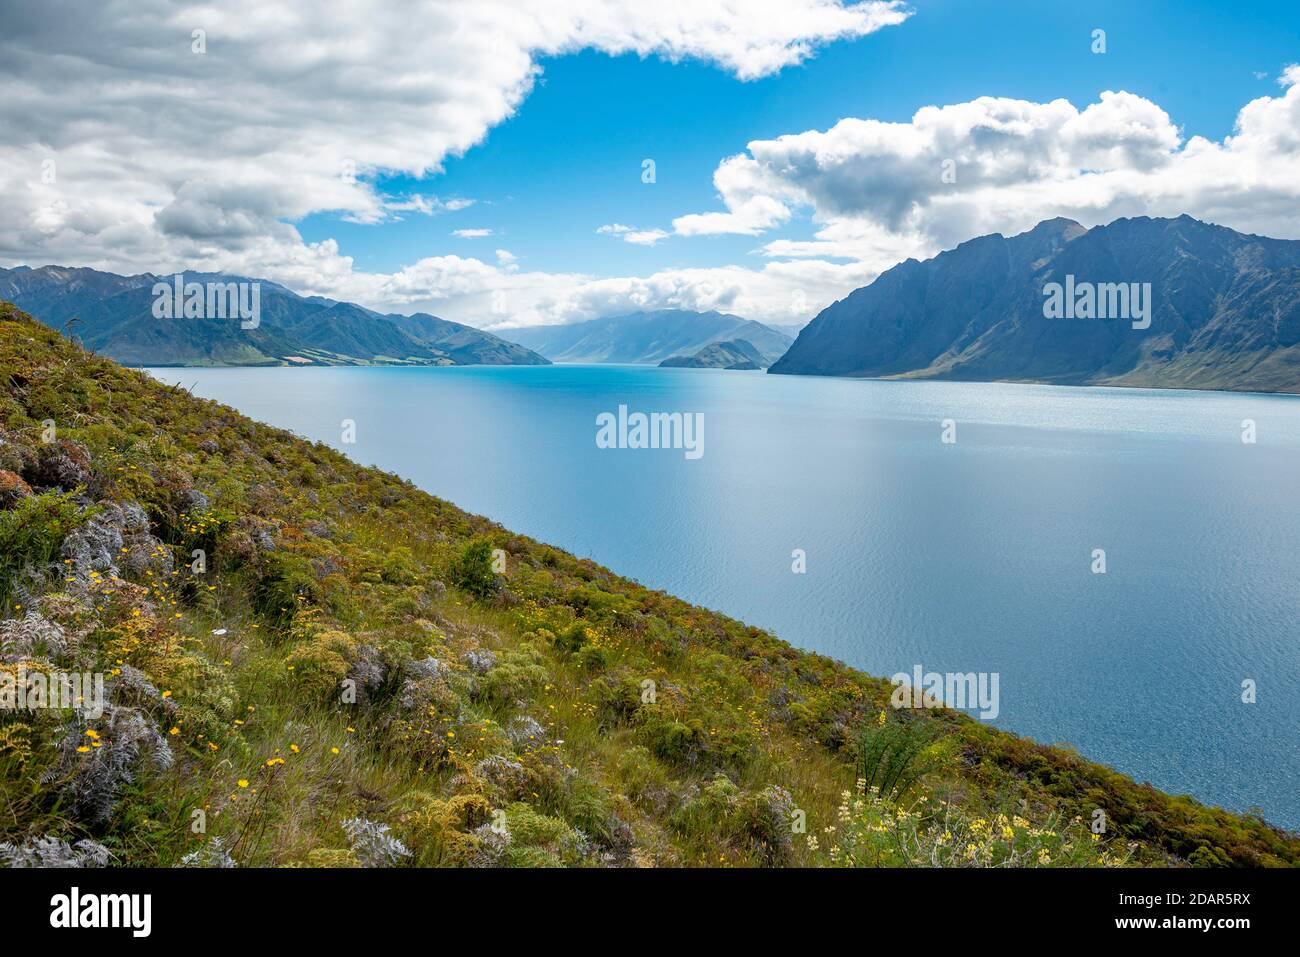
3,1,1299,329
677,69,1300,259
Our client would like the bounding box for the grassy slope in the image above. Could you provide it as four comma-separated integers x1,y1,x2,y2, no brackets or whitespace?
1,301,1295,868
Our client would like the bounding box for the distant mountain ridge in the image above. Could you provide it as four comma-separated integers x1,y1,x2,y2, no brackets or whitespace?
770,216,1300,394
659,339,767,369
0,265,549,367
502,309,792,364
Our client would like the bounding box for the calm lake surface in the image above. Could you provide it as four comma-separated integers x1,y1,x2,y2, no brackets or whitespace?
146,364,1300,828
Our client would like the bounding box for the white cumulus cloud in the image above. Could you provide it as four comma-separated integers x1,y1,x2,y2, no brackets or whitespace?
674,72,1300,259
596,224,670,245
0,0,909,281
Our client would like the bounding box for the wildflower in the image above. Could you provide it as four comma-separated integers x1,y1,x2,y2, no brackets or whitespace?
237,779,249,788
169,727,180,735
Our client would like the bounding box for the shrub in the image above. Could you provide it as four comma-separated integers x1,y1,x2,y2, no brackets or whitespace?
393,792,493,866
341,817,412,867
642,716,706,766
286,630,356,700
477,648,548,709
500,802,586,867
821,784,1132,868
252,552,320,630
552,621,588,655
0,492,89,603
449,539,499,599
0,834,111,868
855,713,945,802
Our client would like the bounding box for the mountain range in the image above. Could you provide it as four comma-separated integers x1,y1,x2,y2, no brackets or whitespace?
0,265,549,367
659,338,768,370
771,216,1300,394
10,214,1297,391
501,309,793,364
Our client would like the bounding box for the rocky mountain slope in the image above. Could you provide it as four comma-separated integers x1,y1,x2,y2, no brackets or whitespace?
771,216,1300,393
0,266,548,368
503,310,792,365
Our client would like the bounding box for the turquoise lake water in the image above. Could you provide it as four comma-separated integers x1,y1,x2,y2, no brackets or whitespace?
146,364,1300,828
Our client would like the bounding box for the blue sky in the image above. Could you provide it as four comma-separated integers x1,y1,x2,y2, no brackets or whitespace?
298,0,1300,279
7,0,1300,328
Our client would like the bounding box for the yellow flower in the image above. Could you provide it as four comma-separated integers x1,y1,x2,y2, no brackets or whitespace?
289,743,300,753
330,747,340,755
76,745,91,754
169,727,180,735
237,779,249,788
876,710,886,726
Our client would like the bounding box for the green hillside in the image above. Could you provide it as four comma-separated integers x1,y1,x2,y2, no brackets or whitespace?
1,301,1295,868
0,266,550,369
